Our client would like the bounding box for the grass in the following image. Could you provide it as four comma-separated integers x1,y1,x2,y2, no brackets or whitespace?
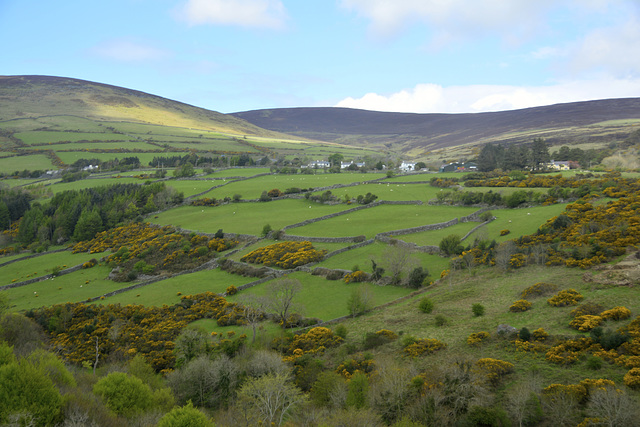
201,172,384,200
317,182,441,202
3,265,130,312
98,269,256,307
201,168,271,178
335,262,637,384
151,199,352,236
0,154,54,172
0,250,101,287
289,204,478,238
15,130,125,144
225,271,414,321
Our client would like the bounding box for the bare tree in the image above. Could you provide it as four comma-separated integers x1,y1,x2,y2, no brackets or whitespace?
530,243,548,266
494,241,516,272
382,244,419,285
238,294,267,344
587,385,640,427
266,278,302,328
347,284,374,317
237,372,306,426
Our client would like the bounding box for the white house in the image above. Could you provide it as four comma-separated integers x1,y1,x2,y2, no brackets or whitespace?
399,161,417,172
303,160,331,169
547,160,571,171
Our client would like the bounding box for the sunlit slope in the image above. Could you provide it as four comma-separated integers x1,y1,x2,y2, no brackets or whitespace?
0,75,285,137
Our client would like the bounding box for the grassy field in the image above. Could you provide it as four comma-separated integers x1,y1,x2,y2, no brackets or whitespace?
151,198,352,235
0,250,100,287
199,172,385,200
3,265,130,312
289,204,478,238
225,271,414,321
0,154,54,172
99,269,256,307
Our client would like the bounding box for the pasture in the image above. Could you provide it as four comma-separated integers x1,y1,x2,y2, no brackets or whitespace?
151,198,352,235
0,154,53,172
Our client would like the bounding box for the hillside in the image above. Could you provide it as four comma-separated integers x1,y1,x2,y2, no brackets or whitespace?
232,99,640,156
0,75,284,137
0,76,379,173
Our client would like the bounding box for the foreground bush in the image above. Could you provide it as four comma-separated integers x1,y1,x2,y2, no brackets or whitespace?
547,289,584,307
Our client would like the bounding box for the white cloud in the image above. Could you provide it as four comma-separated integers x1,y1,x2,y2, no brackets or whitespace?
565,16,640,78
91,39,170,62
339,0,555,44
335,79,640,113
177,0,287,29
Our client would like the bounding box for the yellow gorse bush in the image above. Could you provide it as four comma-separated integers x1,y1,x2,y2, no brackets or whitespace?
547,289,584,307
241,241,326,269
509,299,532,312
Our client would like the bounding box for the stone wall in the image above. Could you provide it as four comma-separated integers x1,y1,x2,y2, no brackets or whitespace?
376,218,459,238
374,236,442,255
0,247,68,269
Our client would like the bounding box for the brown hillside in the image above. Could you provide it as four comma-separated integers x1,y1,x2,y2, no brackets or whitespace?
232,99,640,153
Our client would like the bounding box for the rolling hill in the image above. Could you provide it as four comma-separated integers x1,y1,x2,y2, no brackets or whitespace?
232,99,640,156
0,75,288,137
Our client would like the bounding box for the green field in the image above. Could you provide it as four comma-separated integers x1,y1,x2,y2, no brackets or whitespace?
289,204,478,238
0,154,54,172
151,198,352,235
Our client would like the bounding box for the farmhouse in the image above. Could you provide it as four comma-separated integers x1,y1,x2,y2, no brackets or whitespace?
547,160,572,170
439,161,477,172
399,161,417,172
302,160,331,169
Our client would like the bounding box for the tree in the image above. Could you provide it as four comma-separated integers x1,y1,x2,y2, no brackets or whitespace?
529,138,550,170
328,153,344,168
587,385,640,427
347,284,374,317
477,143,504,172
0,358,64,426
407,266,429,288
174,162,195,177
158,401,214,427
237,372,306,426
382,244,418,285
239,294,267,344
168,355,239,409
346,372,369,409
73,208,103,241
174,327,210,367
439,234,463,256
93,372,154,417
0,201,10,230
266,278,302,328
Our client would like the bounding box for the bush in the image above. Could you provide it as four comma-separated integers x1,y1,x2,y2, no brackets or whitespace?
600,306,631,321
509,299,532,312
439,234,463,256
261,224,272,237
407,266,429,288
403,338,446,357
521,282,558,299
93,372,153,417
532,328,548,341
225,285,238,296
157,401,213,427
472,303,485,317
570,315,603,332
467,331,490,346
435,315,448,326
418,297,434,314
623,368,640,389
334,325,348,339
547,289,584,307
519,327,531,342
570,301,604,317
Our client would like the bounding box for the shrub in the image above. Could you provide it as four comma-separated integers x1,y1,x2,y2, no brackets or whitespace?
475,358,514,384
407,266,429,288
532,328,548,341
519,327,531,342
472,303,485,317
267,189,283,198
467,331,490,346
403,338,446,357
623,368,640,389
434,315,448,326
363,330,397,350
570,302,605,318
585,356,603,370
241,241,327,269
418,297,434,314
500,229,510,236
600,306,631,321
225,285,238,296
93,372,153,417
157,401,213,427
509,299,532,312
521,282,558,299
334,325,347,339
439,234,463,256
547,289,584,307
261,224,272,237
570,315,603,332
344,270,369,284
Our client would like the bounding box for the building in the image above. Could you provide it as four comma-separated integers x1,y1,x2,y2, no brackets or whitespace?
399,161,417,172
547,160,571,171
439,161,477,173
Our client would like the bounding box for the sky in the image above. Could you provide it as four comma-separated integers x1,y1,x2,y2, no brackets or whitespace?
3,0,640,114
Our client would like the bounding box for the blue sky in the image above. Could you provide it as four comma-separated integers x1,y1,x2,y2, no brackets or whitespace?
3,0,640,114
